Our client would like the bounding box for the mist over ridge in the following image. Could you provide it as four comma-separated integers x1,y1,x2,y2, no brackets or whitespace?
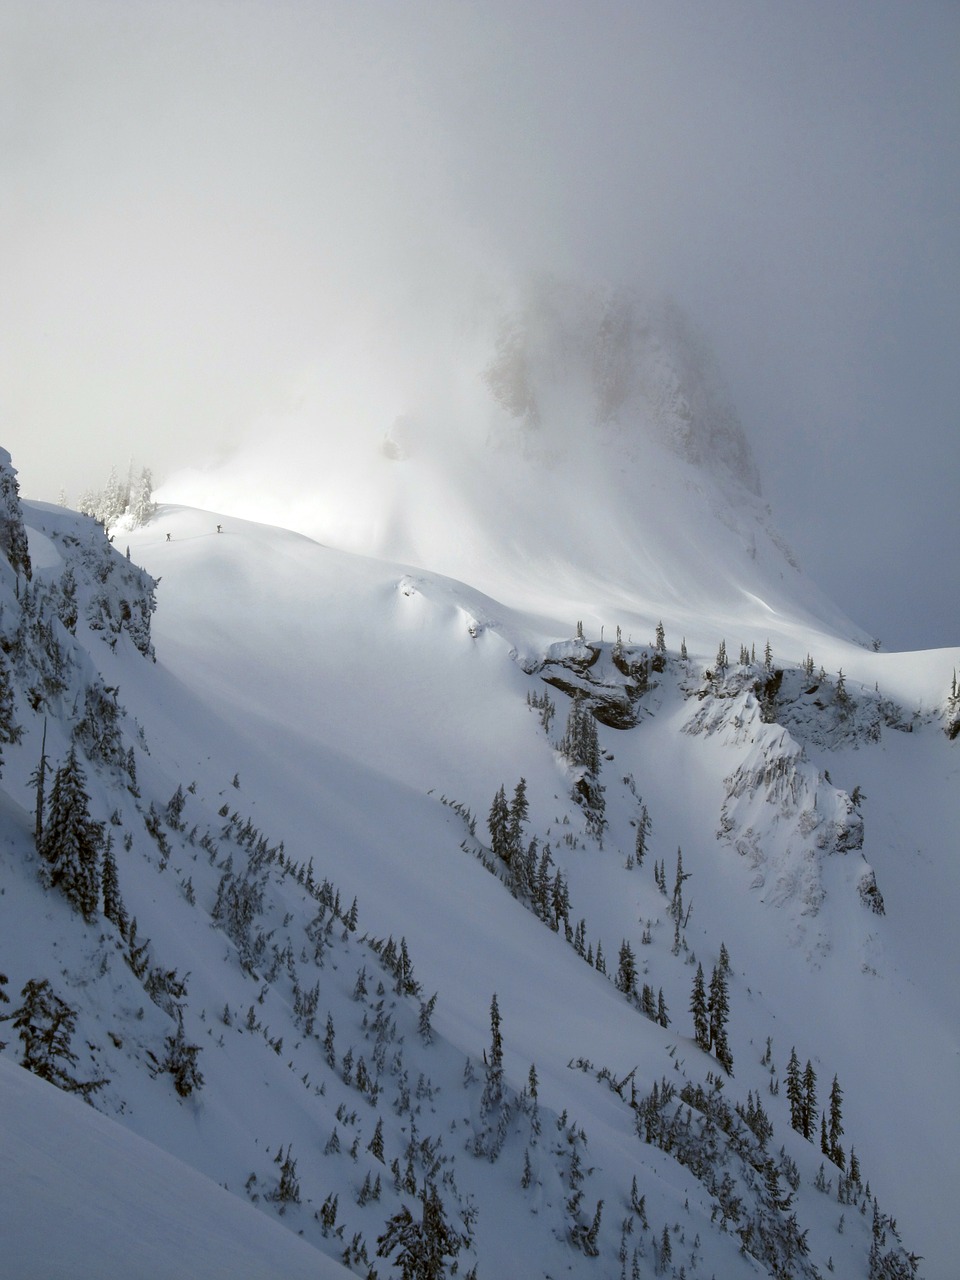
158,273,865,650
3,0,956,647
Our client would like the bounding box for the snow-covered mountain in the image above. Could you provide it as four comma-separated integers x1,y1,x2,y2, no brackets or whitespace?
162,277,860,648
1,297,957,1280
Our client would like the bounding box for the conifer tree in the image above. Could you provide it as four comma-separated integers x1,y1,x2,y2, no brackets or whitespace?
550,870,570,932
656,988,669,1029
786,1047,804,1133
39,746,103,921
98,466,128,527
481,993,504,1114
270,1144,300,1207
670,847,690,923
161,1013,204,1097
0,650,20,778
641,983,656,1019
29,719,49,845
130,467,157,527
418,993,438,1045
6,977,106,1098
126,916,150,979
165,784,186,831
368,1117,385,1163
534,845,553,921
376,1181,468,1280
560,694,600,774
708,962,733,1074
506,778,529,863
395,936,419,996
802,1060,818,1141
652,621,666,672
125,745,140,797
615,940,638,1000
487,785,509,862
690,963,710,1051
828,1074,845,1169
101,833,128,936
634,803,651,868
514,835,536,901
836,669,848,704
0,449,33,582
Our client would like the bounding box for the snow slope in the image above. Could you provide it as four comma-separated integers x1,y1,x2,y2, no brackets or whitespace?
0,1057,351,1280
126,501,959,1276
1,320,956,1280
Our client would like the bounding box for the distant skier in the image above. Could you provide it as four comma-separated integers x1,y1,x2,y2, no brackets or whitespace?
216,524,222,533
166,532,171,542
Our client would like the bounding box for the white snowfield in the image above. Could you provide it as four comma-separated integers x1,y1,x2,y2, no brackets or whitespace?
0,1058,351,1280
1,376,956,1280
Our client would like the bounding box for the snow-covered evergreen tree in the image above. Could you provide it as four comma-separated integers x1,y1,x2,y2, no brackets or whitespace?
802,1060,818,1142
0,447,32,582
615,940,638,1000
487,785,509,862
481,992,504,1115
6,977,106,1098
506,777,528,863
690,962,710,1051
376,1181,470,1280
38,746,103,922
708,961,733,1074
129,467,157,527
101,833,128,936
560,694,600,774
828,1074,845,1169
0,649,21,778
161,1013,204,1097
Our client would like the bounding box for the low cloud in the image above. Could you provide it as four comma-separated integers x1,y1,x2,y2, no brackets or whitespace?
3,1,957,646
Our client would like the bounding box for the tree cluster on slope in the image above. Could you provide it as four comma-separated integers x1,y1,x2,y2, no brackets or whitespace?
78,464,157,530
689,949,733,1075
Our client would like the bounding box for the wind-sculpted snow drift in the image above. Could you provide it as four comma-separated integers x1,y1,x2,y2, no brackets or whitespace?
0,357,956,1280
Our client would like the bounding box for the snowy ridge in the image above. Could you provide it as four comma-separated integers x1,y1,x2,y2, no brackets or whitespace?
159,282,863,652
0,446,956,1278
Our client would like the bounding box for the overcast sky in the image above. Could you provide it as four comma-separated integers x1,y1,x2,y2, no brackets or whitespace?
2,1,957,650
